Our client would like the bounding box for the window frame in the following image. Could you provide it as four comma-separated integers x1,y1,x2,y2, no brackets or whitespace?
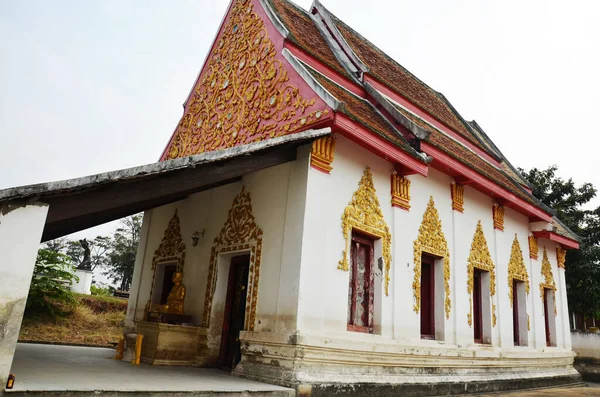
347,231,375,334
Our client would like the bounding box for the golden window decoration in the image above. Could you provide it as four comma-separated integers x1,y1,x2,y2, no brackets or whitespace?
338,167,392,296
391,172,411,211
413,197,451,318
145,210,186,315
539,247,557,316
163,0,328,159
556,246,566,269
310,136,336,174
492,204,504,231
202,186,263,331
451,183,464,213
528,235,538,260
467,221,496,327
507,234,529,306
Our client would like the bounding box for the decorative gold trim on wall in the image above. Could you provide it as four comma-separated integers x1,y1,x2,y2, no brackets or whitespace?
492,204,505,231
557,247,566,269
310,136,336,174
528,235,538,260
391,172,411,210
508,234,529,306
202,187,263,331
451,183,464,213
540,247,557,316
338,167,392,295
145,210,187,315
413,197,451,318
467,221,496,327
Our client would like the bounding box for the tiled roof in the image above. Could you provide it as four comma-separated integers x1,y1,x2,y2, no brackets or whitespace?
331,16,492,155
266,0,352,80
304,64,421,159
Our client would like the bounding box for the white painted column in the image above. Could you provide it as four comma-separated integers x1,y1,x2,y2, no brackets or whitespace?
124,210,153,328
0,202,49,389
528,253,541,349
558,267,571,349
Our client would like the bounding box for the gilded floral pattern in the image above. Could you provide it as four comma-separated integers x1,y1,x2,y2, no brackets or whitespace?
539,247,557,316
338,167,392,296
467,221,496,327
413,197,451,318
202,187,263,331
145,210,186,315
163,0,328,159
508,234,529,306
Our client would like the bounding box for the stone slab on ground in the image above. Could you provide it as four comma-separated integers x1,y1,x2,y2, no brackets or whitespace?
456,384,600,396
5,343,293,397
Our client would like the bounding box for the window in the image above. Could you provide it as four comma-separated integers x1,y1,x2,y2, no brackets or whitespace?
473,269,493,344
473,269,483,343
543,288,557,347
512,280,528,346
420,254,435,339
347,232,374,333
151,262,177,305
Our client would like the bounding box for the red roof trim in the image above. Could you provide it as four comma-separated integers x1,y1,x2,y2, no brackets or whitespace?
366,76,501,167
285,42,364,97
532,231,580,250
422,142,552,222
334,114,428,176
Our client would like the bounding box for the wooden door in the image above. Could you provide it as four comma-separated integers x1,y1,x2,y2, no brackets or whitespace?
219,254,250,370
543,289,551,346
347,233,374,333
420,255,435,339
513,280,520,346
473,269,483,343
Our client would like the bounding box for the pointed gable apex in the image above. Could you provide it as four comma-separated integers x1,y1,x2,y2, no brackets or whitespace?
160,0,333,160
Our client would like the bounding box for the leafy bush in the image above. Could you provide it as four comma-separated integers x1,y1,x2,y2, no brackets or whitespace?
26,249,79,318
90,284,114,296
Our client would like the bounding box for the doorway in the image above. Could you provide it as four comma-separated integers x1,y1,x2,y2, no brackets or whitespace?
219,254,250,370
473,269,483,344
420,254,435,339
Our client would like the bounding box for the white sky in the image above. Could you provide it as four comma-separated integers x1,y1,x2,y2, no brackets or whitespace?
1,0,599,243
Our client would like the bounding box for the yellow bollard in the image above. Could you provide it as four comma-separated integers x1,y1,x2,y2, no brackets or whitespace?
132,334,143,365
114,336,125,360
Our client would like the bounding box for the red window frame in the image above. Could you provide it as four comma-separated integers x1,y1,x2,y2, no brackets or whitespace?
473,269,484,344
513,279,521,346
347,231,375,333
543,288,554,347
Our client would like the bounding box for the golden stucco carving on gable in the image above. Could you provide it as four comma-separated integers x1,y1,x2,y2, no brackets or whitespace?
145,210,186,315
203,186,263,331
413,197,451,318
163,0,328,159
508,234,529,306
540,247,557,316
467,221,496,327
338,167,392,296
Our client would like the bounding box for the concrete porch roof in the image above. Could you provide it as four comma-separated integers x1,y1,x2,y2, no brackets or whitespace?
0,128,330,242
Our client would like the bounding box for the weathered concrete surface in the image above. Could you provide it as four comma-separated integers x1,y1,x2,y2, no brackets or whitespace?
576,357,600,382
6,344,292,396
0,204,49,393
459,383,600,396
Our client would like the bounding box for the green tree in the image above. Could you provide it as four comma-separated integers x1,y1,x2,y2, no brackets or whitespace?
520,165,600,318
27,249,79,318
103,214,142,291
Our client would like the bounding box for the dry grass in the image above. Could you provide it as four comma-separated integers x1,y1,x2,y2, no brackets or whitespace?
19,294,127,347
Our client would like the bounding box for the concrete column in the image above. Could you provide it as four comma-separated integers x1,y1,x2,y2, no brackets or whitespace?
0,202,49,391
124,210,153,329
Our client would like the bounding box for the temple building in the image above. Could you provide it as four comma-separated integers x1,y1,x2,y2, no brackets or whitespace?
0,0,583,395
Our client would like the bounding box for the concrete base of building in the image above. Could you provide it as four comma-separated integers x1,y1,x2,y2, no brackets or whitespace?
233,331,583,396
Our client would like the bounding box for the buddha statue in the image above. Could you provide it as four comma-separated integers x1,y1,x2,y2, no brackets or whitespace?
155,271,186,315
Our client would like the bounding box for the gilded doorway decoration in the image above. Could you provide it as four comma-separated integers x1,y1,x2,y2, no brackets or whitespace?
202,187,263,331
467,221,496,327
413,197,451,318
145,210,187,314
162,0,328,159
338,167,392,295
508,234,529,305
539,247,557,316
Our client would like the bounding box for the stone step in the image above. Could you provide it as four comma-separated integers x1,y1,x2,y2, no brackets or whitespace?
6,390,295,397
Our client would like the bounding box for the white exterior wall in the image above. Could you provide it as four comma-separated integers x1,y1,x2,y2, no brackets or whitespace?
127,150,310,354
296,135,573,357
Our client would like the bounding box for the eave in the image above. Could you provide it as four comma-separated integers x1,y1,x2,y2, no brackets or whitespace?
533,231,580,250
422,142,552,222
